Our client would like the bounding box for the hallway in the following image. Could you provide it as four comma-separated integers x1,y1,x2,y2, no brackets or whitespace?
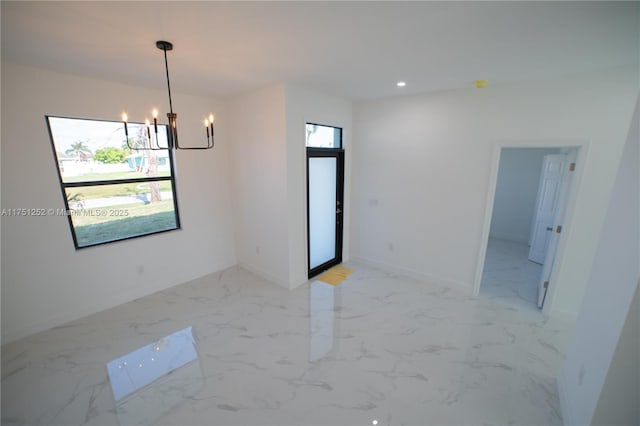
480,238,543,310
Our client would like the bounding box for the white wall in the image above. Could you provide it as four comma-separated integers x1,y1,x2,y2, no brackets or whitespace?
228,85,289,287
284,85,352,288
558,97,639,426
228,84,352,290
351,66,638,314
1,63,236,344
591,281,640,425
489,147,559,244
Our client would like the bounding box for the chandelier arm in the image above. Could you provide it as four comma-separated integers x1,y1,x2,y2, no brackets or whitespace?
122,40,214,151
175,127,214,150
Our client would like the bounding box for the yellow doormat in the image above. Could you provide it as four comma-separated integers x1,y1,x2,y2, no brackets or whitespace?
316,265,355,286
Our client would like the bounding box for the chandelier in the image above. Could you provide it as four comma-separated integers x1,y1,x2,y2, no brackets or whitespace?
122,41,214,150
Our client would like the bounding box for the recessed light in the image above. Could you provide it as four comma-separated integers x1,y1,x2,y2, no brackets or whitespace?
475,80,489,88
396,81,406,88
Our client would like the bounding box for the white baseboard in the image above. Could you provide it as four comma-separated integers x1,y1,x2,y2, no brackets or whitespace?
236,261,289,290
488,234,530,245
1,261,237,346
545,307,579,322
349,255,471,293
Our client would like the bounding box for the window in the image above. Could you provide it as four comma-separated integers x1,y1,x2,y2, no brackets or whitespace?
46,116,180,248
306,123,342,148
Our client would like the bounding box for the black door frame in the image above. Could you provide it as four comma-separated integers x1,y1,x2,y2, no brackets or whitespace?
306,147,345,279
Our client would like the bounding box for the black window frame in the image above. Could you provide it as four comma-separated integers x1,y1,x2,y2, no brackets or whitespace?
45,115,181,249
306,122,342,149
305,122,344,278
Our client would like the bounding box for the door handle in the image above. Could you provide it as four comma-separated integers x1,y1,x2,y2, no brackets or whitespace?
546,226,553,231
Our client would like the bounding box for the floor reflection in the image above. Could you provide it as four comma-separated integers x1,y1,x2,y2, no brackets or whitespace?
309,281,338,362
106,326,204,425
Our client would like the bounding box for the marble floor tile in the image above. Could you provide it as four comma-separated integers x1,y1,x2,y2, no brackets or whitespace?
480,238,543,310
2,261,573,425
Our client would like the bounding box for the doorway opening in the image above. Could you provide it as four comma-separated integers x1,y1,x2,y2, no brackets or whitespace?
476,146,580,310
306,123,344,279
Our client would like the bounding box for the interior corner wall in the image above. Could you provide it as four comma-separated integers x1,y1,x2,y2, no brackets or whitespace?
284,85,352,289
489,147,560,244
591,281,640,426
558,96,639,426
351,66,638,314
1,62,236,344
228,84,290,288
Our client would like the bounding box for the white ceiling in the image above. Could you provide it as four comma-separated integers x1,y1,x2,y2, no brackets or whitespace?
2,1,638,100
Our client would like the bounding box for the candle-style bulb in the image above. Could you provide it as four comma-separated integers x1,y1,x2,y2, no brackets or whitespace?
145,119,150,127
209,113,214,124
152,109,158,119
122,112,129,142
204,119,209,127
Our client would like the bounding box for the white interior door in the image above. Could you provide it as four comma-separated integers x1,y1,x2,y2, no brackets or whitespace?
536,149,578,308
528,154,568,264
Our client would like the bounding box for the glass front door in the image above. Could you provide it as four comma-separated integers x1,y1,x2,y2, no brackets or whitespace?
307,148,344,278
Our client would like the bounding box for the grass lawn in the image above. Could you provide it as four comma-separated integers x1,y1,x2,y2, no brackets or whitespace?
73,200,177,247
66,180,173,200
